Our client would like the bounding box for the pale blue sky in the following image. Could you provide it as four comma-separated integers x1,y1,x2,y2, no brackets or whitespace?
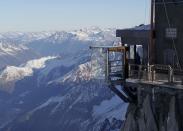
0,0,150,32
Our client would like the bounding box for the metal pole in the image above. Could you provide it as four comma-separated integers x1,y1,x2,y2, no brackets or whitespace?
149,0,155,65
106,49,109,83
134,45,137,63
148,0,155,81
168,66,174,83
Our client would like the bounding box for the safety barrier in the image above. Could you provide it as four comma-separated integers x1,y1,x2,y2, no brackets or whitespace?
128,64,183,83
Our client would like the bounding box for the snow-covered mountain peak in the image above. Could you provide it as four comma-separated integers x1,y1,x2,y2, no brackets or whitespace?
60,62,92,83
69,27,115,42
0,66,33,82
55,59,104,85
0,31,54,44
0,56,57,93
0,42,28,55
45,31,75,43
24,56,57,69
71,31,89,41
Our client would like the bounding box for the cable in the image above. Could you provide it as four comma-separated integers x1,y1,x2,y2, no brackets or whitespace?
162,0,182,69
143,0,148,25
90,49,93,79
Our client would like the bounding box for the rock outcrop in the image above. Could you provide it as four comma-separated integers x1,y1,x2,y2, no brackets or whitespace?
121,86,183,131
99,118,123,131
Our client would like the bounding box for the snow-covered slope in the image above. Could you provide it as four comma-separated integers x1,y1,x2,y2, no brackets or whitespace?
0,32,54,43
0,56,57,93
0,41,40,69
0,27,126,131
92,96,128,121
27,27,118,56
59,62,92,83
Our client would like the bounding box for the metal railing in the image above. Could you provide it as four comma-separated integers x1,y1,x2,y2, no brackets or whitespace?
128,64,183,84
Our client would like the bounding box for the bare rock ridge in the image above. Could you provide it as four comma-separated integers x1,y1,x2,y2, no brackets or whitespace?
121,86,183,131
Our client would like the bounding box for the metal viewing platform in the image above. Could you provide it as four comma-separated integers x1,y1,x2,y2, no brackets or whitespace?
126,64,183,90
90,0,183,103
90,45,183,103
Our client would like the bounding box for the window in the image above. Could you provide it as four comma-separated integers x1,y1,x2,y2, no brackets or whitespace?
165,28,177,39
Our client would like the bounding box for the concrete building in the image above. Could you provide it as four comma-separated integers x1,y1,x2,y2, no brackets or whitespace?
117,0,183,69
155,0,183,67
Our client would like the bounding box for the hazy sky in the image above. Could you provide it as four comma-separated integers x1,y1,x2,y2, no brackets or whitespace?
0,0,150,32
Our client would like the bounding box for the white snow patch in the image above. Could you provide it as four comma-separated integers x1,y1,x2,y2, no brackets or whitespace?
69,95,83,109
19,91,31,97
0,56,56,82
92,96,128,121
0,42,28,55
31,96,65,114
0,56,57,92
58,62,92,83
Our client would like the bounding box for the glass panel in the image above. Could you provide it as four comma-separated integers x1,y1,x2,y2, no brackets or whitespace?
90,48,106,80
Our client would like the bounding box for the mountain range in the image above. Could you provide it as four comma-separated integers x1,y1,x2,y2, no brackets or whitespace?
0,27,127,131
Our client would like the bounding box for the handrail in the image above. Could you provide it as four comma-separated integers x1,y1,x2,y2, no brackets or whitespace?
128,64,180,83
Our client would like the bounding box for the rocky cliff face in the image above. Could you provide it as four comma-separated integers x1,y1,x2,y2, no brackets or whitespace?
121,86,183,131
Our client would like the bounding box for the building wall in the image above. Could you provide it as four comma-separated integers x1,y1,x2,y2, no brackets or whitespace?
116,30,149,64
155,0,183,67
